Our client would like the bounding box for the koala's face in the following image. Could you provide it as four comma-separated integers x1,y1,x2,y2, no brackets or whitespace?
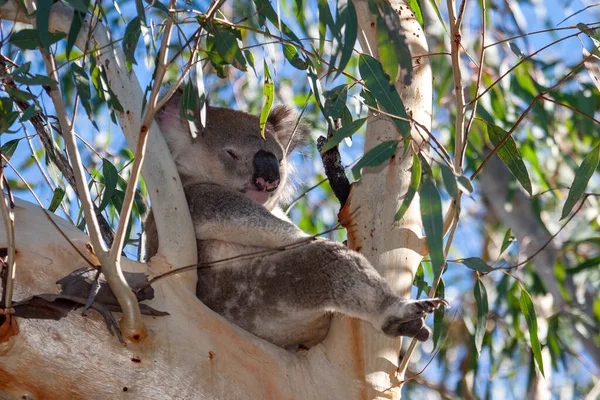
155,92,308,209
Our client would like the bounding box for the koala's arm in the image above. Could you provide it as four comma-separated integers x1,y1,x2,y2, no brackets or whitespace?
186,183,311,248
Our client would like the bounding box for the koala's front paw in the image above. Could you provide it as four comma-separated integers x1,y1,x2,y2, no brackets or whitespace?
380,298,449,341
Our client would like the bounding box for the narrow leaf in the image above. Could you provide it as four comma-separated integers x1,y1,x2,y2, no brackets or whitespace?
566,255,600,274
259,62,274,139
180,80,197,122
407,0,424,26
122,17,141,69
359,54,409,137
334,1,357,79
582,48,600,92
420,165,444,277
456,175,473,195
9,29,65,50
48,187,66,213
458,257,494,274
0,138,21,161
194,57,207,129
520,288,545,377
395,152,421,221
474,279,489,356
282,43,308,70
352,140,398,179
214,27,247,71
441,164,458,199
500,228,515,255
323,85,348,119
98,159,119,212
36,0,52,50
321,118,366,152
486,122,532,196
561,144,600,219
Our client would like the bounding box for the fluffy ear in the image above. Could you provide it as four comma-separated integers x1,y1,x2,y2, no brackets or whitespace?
267,105,310,154
155,87,193,156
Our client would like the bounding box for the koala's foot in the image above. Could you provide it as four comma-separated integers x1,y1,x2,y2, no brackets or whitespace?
380,298,449,342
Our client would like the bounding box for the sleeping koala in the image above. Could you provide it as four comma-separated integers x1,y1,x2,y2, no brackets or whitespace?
145,90,448,350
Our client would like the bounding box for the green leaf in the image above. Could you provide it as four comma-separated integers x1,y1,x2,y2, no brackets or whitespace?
486,122,532,196
352,140,398,179
244,50,257,76
214,27,247,71
4,86,34,101
458,257,494,274
456,175,473,195
13,74,57,87
561,144,600,219
395,152,421,221
307,63,326,115
441,164,458,199
420,163,444,277
323,85,348,120
66,7,86,58
321,118,366,152
520,288,545,377
122,17,141,69
566,255,600,274
509,42,525,58
98,159,119,212
474,279,489,356
317,0,333,54
9,29,66,50
359,54,409,137
413,264,430,298
71,63,97,129
20,104,41,122
426,0,449,36
500,228,515,255
334,1,357,79
360,89,377,109
282,43,308,70
1,138,22,161
259,61,274,139
432,278,445,349
0,98,18,134
407,0,424,26
253,0,301,44
48,187,66,213
36,0,52,50
180,80,197,122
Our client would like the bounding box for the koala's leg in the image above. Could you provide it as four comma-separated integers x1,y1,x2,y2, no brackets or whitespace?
201,240,448,343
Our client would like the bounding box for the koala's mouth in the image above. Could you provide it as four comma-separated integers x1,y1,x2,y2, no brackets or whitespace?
243,185,277,204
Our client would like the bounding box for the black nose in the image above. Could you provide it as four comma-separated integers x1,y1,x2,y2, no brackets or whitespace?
253,150,280,191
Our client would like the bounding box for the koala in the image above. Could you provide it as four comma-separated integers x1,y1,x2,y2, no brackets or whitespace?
145,90,448,351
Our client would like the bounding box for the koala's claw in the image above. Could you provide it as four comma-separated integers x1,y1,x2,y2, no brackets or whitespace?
414,298,450,314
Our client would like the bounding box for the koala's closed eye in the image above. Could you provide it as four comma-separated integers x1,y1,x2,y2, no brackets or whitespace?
226,150,240,160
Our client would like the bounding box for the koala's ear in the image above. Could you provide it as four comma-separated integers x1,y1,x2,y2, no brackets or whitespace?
267,105,310,154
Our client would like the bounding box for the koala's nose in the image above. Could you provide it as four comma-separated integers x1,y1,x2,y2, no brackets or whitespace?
253,150,280,192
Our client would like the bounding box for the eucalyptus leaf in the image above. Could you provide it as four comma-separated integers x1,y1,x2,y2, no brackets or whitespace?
359,54,409,137
259,62,274,139
48,187,66,213
474,279,489,356
98,159,119,213
486,122,532,196
321,118,366,152
351,140,398,179
395,152,421,221
420,164,444,278
458,257,494,274
561,144,599,219
520,288,545,377
441,164,458,199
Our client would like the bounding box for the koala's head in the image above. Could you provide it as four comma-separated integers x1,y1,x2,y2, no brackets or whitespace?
155,90,309,210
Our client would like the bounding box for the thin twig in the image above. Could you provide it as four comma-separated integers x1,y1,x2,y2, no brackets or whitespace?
109,0,177,265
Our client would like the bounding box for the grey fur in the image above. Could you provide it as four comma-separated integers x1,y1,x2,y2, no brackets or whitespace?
146,91,448,350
